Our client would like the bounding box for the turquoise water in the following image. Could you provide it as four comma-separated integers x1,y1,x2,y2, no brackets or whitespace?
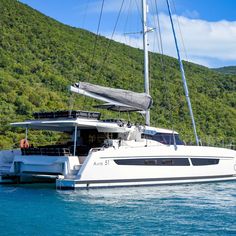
0,182,235,236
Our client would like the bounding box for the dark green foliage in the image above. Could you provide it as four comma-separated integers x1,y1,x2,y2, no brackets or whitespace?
0,0,235,148
213,66,236,75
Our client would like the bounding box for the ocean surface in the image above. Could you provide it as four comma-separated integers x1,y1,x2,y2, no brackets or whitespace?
0,182,235,236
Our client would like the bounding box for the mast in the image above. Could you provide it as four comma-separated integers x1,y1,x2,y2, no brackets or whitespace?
166,0,200,145
142,0,150,126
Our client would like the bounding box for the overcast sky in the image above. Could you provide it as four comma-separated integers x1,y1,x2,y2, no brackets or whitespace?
19,0,236,68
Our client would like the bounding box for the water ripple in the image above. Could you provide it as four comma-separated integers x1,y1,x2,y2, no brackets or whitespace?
0,182,235,235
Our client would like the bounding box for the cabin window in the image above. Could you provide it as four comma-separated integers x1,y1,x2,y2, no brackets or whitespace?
191,158,219,166
142,133,184,145
114,158,190,166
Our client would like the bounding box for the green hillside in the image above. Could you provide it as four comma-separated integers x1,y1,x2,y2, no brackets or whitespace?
213,66,236,75
0,0,235,148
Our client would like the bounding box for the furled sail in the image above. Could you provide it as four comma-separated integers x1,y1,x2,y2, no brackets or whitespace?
70,82,152,112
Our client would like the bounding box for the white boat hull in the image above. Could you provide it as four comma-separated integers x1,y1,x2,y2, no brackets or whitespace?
1,144,235,188
56,145,236,189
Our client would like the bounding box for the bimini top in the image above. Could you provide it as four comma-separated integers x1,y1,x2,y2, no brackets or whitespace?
11,110,131,133
70,82,153,112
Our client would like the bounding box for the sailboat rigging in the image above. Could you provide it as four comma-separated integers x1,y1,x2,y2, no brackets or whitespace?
166,0,199,145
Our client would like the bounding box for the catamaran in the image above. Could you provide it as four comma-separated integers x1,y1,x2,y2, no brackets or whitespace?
0,0,235,189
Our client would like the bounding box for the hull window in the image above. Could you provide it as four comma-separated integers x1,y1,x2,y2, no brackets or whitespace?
114,158,190,166
191,158,219,166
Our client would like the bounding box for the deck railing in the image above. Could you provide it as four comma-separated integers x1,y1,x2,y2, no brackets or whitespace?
185,137,236,150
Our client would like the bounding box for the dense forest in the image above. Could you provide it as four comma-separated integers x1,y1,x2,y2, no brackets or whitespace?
0,0,235,149
213,66,236,75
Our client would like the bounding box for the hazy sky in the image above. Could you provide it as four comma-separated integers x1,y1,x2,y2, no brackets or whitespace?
19,0,236,68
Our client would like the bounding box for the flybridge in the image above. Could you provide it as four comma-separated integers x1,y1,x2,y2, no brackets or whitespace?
10,110,102,133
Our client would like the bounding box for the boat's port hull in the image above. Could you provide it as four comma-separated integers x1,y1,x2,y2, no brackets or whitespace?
0,175,18,184
0,174,56,184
